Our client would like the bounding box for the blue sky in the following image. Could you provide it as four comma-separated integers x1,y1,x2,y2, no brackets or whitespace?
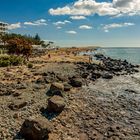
0,0,140,47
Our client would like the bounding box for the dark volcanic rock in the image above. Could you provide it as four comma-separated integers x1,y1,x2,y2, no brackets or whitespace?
47,95,65,113
92,72,101,79
81,73,89,78
69,78,82,87
20,117,53,140
64,83,72,91
76,54,139,82
102,72,113,79
48,82,64,97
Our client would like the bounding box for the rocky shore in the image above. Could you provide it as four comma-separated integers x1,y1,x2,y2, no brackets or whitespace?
0,54,140,140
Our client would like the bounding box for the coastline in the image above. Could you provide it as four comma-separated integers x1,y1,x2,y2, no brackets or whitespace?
0,48,140,139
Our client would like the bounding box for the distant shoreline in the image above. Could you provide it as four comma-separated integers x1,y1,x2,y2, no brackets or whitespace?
101,47,140,49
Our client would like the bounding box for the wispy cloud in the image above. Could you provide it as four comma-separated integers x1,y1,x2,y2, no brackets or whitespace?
66,30,77,34
8,22,21,30
24,19,47,26
53,20,71,26
79,25,93,29
70,16,86,20
57,26,62,29
103,22,135,32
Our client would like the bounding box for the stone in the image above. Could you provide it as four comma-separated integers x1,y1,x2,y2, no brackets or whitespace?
56,75,68,82
92,72,101,79
9,101,28,110
13,92,22,97
102,73,113,79
47,95,65,113
20,117,53,140
50,82,64,91
81,73,89,78
36,77,45,84
64,83,72,91
69,78,82,87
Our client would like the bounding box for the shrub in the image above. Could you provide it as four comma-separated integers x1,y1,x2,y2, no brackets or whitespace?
27,63,33,68
0,59,10,67
0,55,24,67
10,56,24,66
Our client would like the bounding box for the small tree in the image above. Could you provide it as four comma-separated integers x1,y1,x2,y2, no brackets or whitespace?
6,37,32,61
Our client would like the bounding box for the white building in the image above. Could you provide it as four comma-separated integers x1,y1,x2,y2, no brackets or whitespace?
0,21,8,34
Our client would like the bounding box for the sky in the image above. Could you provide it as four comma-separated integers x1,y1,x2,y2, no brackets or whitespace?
0,0,140,47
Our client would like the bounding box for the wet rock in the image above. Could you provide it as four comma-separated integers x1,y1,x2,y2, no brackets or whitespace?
20,117,53,140
9,101,28,110
69,78,82,87
47,95,65,113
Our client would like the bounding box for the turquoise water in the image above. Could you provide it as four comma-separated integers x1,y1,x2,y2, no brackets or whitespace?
98,48,140,64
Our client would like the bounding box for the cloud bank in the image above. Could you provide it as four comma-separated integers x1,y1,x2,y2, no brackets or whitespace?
49,0,140,17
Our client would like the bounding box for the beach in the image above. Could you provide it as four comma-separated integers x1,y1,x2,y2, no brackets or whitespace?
0,48,140,140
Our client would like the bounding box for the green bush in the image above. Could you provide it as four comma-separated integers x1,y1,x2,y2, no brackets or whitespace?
27,63,33,68
0,60,10,67
0,55,24,67
10,56,24,66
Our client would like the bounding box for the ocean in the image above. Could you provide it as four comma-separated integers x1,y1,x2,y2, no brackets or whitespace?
95,47,140,64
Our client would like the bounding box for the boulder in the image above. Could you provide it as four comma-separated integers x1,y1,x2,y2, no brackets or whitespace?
92,72,101,79
81,73,89,78
47,95,65,113
50,82,64,91
20,117,53,140
64,83,72,91
69,78,82,87
102,73,113,79
9,101,28,110
56,75,68,82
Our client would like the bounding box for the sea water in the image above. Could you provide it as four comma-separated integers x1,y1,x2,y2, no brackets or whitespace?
93,47,140,64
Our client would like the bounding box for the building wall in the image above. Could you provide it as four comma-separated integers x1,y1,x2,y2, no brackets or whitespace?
0,22,8,34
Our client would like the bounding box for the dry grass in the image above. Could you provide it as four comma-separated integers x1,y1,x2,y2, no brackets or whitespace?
31,47,99,63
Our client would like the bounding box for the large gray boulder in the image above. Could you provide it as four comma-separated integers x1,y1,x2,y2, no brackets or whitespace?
20,117,53,140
